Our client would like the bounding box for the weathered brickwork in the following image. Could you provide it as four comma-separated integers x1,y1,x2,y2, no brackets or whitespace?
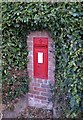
27,31,55,109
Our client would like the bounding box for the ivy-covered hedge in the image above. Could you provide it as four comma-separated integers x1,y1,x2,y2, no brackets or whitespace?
2,2,82,118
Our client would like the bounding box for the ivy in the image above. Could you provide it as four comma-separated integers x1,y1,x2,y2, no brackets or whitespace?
2,2,83,118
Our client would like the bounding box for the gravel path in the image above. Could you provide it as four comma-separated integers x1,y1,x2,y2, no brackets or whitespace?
3,106,53,119
17,106,53,119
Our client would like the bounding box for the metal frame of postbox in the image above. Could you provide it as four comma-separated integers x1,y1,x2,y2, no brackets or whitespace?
33,37,48,79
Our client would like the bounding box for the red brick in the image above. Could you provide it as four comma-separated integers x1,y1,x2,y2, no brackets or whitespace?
34,78,38,83
28,42,32,46
31,83,41,87
34,87,46,92
34,98,41,103
28,56,32,60
27,64,32,69
41,100,49,104
41,31,46,36
50,62,55,67
35,95,47,100
49,55,53,59
48,41,53,45
29,32,34,36
48,58,52,61
34,31,39,36
37,79,44,83
44,31,49,37
49,38,53,42
37,31,42,36
43,80,48,84
29,90,40,95
28,70,33,76
29,85,33,89
49,80,55,85
41,92,48,97
28,59,33,63
28,93,33,98
48,71,54,75
49,76,55,81
27,46,32,50
34,91,40,95
41,84,49,88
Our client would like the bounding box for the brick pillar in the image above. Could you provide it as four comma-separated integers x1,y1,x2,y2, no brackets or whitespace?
27,31,55,110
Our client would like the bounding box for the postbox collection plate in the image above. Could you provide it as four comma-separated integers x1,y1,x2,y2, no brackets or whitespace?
33,37,48,79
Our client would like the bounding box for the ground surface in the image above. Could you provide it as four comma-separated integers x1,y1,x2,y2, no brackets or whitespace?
17,106,53,119
3,106,53,119
2,93,53,119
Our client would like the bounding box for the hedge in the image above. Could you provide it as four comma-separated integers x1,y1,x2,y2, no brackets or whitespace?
2,2,83,118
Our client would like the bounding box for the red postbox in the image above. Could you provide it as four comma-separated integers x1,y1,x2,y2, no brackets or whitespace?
33,37,48,79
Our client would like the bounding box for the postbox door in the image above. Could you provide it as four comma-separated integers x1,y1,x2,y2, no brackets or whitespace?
33,38,48,79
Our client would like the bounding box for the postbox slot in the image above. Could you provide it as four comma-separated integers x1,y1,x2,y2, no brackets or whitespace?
34,45,47,48
38,52,43,63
